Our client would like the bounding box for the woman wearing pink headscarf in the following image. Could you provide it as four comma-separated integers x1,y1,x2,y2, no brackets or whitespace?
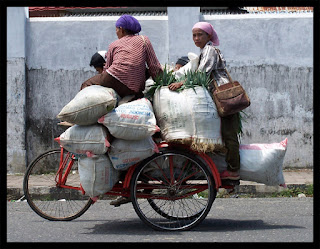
169,22,241,181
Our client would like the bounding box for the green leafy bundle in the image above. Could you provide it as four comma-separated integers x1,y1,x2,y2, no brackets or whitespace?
178,70,212,92
145,65,176,99
145,66,212,98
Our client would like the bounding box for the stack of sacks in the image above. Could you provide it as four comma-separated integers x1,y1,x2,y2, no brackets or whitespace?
207,138,288,186
153,86,224,153
56,85,120,198
98,98,160,171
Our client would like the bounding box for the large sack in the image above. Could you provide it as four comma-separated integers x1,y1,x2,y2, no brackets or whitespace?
208,138,288,186
57,85,118,125
55,124,111,156
78,154,119,198
98,98,160,140
108,137,159,171
153,86,223,152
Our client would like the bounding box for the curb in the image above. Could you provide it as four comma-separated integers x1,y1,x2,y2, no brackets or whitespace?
6,183,311,201
235,184,310,194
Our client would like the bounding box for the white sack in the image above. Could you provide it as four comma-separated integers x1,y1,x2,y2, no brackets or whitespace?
153,86,223,152
174,52,200,80
98,98,160,140
57,85,118,125
207,138,288,186
55,124,111,156
78,155,119,198
108,137,159,171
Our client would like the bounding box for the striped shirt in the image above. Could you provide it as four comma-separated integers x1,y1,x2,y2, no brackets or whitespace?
104,35,163,93
197,41,230,86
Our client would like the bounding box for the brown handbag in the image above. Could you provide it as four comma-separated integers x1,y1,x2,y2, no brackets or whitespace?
210,49,250,117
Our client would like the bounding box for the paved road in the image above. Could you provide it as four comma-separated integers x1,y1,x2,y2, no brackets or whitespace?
7,198,314,243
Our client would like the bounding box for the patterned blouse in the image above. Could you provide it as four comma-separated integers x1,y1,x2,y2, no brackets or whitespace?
104,35,163,93
197,41,230,86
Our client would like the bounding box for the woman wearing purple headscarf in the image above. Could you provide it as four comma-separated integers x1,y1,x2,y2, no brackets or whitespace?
81,15,163,99
169,22,241,181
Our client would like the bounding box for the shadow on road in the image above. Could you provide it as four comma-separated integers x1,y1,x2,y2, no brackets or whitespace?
81,218,305,235
195,218,305,232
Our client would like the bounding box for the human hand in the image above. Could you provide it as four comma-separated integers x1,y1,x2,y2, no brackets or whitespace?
168,81,184,91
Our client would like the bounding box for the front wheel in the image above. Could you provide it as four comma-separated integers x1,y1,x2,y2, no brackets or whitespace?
130,149,216,231
23,149,93,221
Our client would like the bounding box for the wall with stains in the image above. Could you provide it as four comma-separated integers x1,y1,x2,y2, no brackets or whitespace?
24,16,169,169
7,8,313,173
203,14,313,168
7,7,28,173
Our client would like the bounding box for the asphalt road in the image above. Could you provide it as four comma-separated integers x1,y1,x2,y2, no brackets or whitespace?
7,197,314,243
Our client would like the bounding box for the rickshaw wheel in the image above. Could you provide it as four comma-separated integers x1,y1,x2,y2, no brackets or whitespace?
130,148,216,231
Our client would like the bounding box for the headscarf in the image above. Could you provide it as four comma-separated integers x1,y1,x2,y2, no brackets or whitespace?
90,51,107,67
97,51,107,60
116,15,141,34
192,22,219,46
176,56,189,67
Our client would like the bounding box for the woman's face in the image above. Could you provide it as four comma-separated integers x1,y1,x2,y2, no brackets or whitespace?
192,28,211,49
94,66,104,74
116,27,124,39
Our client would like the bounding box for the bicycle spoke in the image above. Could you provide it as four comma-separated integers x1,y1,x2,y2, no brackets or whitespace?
131,149,216,231
24,149,92,221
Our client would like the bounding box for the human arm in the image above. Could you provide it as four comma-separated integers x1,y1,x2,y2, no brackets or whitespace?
168,80,185,91
144,36,163,80
103,45,114,72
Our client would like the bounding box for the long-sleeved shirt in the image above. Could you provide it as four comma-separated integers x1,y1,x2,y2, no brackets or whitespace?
197,41,230,86
104,35,163,93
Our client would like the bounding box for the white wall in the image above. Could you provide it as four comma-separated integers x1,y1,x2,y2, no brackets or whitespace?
203,13,313,67
202,14,313,167
7,7,28,58
168,7,200,64
26,16,168,70
7,7,28,173
7,7,313,173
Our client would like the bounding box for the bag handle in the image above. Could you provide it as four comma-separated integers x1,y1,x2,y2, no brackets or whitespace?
212,48,235,90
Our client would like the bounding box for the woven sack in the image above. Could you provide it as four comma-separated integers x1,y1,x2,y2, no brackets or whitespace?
207,138,288,186
108,137,159,171
54,124,111,156
57,85,118,125
98,98,159,140
153,86,224,152
78,154,119,197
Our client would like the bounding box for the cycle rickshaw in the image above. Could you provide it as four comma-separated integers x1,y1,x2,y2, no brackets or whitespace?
23,133,239,231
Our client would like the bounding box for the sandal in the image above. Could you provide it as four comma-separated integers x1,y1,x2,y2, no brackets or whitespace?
220,170,240,180
110,196,131,207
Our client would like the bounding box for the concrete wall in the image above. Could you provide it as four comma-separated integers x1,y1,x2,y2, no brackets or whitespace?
168,7,200,64
24,15,168,168
202,14,313,168
7,7,313,173
7,7,28,173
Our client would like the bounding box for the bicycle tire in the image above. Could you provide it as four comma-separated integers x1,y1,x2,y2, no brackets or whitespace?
23,148,93,221
130,148,216,231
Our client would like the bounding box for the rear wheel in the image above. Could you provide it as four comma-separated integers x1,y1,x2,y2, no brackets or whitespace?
130,149,216,231
23,149,93,221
